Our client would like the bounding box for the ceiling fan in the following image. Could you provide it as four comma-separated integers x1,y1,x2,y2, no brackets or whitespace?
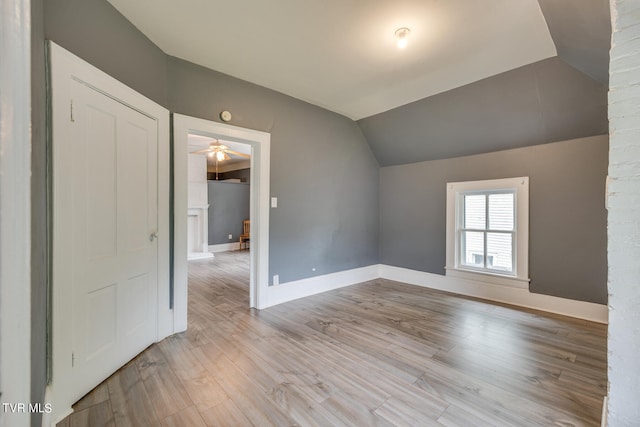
192,140,250,180
192,141,250,162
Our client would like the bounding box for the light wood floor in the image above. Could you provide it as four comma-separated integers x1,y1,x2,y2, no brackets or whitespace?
59,251,607,426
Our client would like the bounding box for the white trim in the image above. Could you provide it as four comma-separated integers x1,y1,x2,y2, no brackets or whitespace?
188,252,214,260
156,88,172,341
264,265,380,308
380,264,608,324
446,176,529,286
173,114,270,318
205,260,605,322
445,267,529,290
48,42,171,423
0,0,31,425
208,243,241,252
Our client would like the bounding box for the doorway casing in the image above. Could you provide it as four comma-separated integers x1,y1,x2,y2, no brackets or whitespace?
173,114,270,328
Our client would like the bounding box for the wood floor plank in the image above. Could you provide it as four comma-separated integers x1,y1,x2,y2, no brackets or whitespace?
71,381,110,412
135,344,193,420
268,381,347,427
157,336,229,411
67,400,114,427
414,359,597,426
436,403,508,427
192,342,297,427
374,395,444,427
181,371,229,412
304,317,425,382
55,418,70,427
199,399,253,427
321,391,396,427
106,362,159,427
60,250,606,426
432,344,603,422
160,405,207,427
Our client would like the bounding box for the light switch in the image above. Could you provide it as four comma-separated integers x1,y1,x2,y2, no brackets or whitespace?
271,197,278,208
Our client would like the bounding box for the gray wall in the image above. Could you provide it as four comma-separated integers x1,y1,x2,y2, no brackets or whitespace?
42,0,380,286
44,0,168,107
538,0,611,84
358,57,608,166
380,135,608,304
168,57,380,283
31,0,47,425
208,168,251,183
208,181,250,245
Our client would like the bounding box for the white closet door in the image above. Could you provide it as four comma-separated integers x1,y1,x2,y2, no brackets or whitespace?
68,79,158,396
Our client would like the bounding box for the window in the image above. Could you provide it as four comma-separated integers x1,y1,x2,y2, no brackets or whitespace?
446,177,529,288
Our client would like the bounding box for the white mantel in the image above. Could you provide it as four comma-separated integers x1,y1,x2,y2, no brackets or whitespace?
187,154,213,260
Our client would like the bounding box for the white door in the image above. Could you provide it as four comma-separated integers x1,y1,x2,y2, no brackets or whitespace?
68,79,158,395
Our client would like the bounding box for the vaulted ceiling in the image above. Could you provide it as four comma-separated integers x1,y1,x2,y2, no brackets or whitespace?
107,0,610,165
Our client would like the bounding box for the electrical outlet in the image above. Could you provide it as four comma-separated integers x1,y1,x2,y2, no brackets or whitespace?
228,234,232,240
273,274,279,286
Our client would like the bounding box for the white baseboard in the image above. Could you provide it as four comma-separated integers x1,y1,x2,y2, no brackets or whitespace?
187,251,214,260
208,243,240,252
255,263,607,323
265,265,379,308
379,265,608,324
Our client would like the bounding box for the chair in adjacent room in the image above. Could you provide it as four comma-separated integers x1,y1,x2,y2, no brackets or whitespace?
239,219,250,250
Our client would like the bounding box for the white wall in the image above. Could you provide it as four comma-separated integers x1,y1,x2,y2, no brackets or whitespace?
0,1,32,425
607,1,640,424
188,153,208,207
187,153,210,256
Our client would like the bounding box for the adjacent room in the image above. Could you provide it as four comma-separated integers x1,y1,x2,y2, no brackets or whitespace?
5,0,636,426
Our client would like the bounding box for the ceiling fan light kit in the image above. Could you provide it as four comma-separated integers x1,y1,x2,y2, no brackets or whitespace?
395,27,410,49
192,140,250,160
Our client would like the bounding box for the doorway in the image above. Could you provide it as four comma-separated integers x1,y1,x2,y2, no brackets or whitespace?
172,114,270,332
186,134,251,257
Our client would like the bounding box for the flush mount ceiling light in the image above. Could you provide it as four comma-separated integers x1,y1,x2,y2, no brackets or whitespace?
395,27,411,49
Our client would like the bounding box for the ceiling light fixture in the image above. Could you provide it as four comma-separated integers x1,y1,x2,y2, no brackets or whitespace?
395,27,410,49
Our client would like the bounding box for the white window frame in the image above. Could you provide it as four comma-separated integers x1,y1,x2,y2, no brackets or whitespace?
446,177,530,289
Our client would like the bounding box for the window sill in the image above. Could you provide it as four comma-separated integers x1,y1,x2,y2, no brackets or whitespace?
444,267,529,290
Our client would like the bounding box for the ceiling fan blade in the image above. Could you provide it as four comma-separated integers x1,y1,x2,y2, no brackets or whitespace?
191,148,211,154
226,149,251,158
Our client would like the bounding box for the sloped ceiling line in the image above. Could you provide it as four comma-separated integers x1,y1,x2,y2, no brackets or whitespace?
106,0,610,166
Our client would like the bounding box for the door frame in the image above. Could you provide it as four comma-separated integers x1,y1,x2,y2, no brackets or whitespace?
0,1,31,425
173,114,270,322
48,42,172,423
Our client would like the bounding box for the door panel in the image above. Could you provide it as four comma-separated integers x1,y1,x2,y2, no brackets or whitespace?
70,80,158,396
85,104,118,261
86,285,117,359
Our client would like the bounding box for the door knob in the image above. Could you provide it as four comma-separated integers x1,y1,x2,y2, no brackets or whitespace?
149,232,158,242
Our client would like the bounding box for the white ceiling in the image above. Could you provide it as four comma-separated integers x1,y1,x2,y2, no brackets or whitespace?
108,0,557,120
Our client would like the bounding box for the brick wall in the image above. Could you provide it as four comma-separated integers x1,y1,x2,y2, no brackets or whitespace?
607,0,640,424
